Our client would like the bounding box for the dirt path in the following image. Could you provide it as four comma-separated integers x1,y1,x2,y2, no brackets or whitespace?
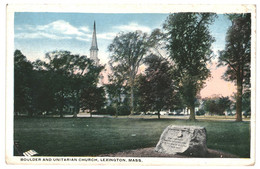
98,147,239,158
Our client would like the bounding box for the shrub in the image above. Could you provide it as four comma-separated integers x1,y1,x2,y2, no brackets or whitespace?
196,109,205,116
106,106,116,116
118,105,131,115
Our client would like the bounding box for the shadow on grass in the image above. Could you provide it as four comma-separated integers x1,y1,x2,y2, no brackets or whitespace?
14,116,250,157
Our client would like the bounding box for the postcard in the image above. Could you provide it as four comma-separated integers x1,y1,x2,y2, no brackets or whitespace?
5,3,256,166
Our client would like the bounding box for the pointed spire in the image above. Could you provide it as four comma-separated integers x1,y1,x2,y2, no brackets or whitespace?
90,21,98,51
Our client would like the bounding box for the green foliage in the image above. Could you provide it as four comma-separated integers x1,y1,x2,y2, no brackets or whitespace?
202,96,232,115
136,54,177,119
80,86,106,116
242,89,251,116
14,50,34,116
14,50,104,117
218,14,251,121
163,13,216,120
30,67,56,115
218,14,251,84
108,31,151,114
117,105,131,115
104,82,129,117
148,28,167,57
105,106,116,115
195,109,205,116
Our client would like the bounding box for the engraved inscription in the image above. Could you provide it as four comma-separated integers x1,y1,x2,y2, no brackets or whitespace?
160,128,189,151
155,125,207,156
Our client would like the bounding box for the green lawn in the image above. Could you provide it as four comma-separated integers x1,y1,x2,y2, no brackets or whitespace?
14,117,251,157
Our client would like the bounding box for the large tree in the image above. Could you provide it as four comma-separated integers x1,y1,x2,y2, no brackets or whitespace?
108,31,150,115
69,55,103,117
80,86,106,118
136,54,177,119
38,50,104,117
218,14,251,121
105,71,130,117
14,50,34,116
163,13,216,120
14,49,104,117
43,51,75,117
30,61,56,116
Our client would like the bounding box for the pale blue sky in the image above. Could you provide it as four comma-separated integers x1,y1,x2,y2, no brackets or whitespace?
14,13,231,64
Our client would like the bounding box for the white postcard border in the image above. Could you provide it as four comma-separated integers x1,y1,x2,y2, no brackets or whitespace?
6,3,256,166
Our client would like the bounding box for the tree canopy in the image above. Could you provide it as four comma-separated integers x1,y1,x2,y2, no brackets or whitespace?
14,13,251,122
202,96,232,115
108,31,151,115
163,13,216,120
136,54,177,119
14,50,34,116
14,50,105,117
218,14,251,121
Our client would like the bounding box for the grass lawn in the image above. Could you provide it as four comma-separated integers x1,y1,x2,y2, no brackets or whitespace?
14,117,251,157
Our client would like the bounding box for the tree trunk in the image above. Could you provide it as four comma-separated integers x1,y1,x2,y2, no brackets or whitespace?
73,111,78,118
189,106,196,121
130,86,134,115
115,105,118,118
90,112,92,118
73,90,80,118
116,96,120,118
60,90,64,118
27,107,33,117
28,111,33,117
157,110,161,119
236,74,243,122
59,105,64,117
59,110,63,118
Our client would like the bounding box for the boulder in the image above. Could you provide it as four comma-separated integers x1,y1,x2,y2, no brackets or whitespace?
155,125,208,157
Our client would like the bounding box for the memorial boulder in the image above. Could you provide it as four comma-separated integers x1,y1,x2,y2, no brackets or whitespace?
155,125,208,157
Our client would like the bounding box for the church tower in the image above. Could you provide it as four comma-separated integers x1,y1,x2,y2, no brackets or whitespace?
90,21,99,65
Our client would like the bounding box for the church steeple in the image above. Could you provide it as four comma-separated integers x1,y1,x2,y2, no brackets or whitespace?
90,21,99,65
90,21,98,50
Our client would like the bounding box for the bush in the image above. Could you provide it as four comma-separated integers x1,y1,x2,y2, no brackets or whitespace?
94,108,106,115
118,105,131,115
243,111,251,118
196,109,205,116
105,106,116,116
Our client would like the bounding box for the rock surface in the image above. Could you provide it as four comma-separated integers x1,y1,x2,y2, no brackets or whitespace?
155,125,208,157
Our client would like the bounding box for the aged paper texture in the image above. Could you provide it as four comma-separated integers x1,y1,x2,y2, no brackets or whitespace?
6,3,256,166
